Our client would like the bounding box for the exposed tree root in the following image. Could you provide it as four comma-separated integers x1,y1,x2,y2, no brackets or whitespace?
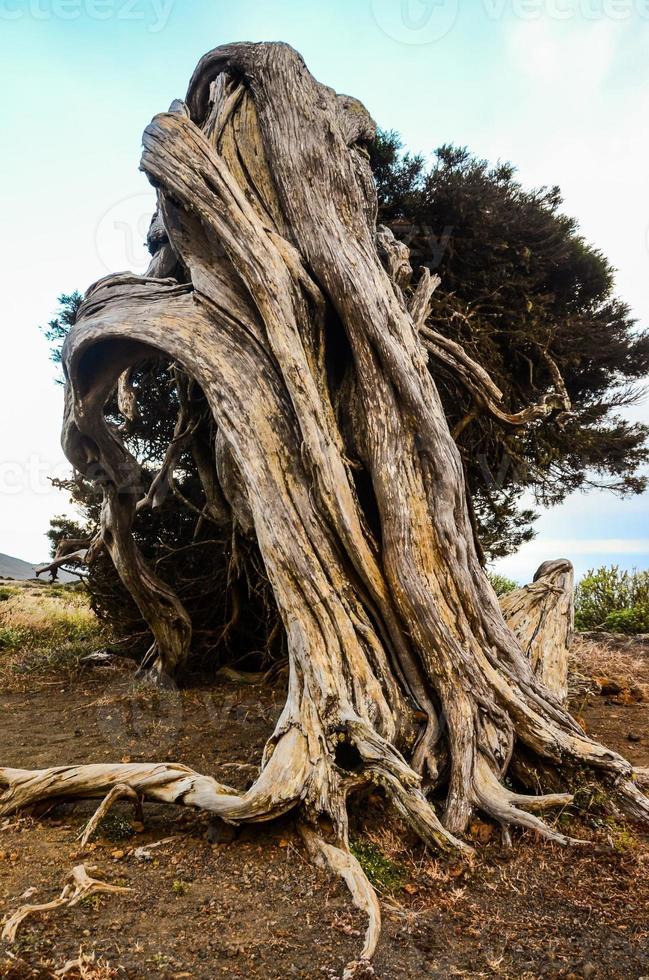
299,824,381,968
1,866,130,943
55,947,119,978
635,768,649,790
472,758,578,846
0,730,309,823
77,783,143,849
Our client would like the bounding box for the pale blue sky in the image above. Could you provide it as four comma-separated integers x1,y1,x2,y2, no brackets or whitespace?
1,0,647,580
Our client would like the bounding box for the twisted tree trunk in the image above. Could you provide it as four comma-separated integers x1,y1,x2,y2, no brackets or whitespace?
3,42,648,974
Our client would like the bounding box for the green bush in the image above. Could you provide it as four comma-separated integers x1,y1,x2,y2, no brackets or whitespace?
487,572,518,596
0,626,25,649
602,606,649,635
575,566,649,632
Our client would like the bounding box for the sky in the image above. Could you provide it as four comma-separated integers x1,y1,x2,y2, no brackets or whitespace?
0,0,647,581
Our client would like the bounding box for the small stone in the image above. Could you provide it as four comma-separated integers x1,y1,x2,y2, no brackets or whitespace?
628,733,641,742
111,849,125,860
469,819,495,843
206,818,237,844
596,677,622,696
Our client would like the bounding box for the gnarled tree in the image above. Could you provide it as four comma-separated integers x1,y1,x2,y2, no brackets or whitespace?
3,43,649,975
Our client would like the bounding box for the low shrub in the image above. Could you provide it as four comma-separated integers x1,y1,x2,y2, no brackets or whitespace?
575,566,649,632
602,606,649,635
0,626,24,649
487,572,518,596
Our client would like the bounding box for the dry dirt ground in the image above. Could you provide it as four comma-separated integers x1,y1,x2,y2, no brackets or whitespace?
1,586,648,979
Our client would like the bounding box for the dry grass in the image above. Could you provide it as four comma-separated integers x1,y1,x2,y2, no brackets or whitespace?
570,635,649,691
0,581,106,690
2,583,95,634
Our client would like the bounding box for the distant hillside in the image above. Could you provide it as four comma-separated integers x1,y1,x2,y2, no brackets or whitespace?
0,553,75,583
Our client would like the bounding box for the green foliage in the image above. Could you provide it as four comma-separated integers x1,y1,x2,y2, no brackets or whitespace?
350,839,406,893
602,607,649,635
604,818,640,853
0,626,24,649
0,587,18,601
487,572,518,596
77,894,105,912
574,565,649,632
371,132,649,559
172,879,190,897
42,291,82,377
98,814,135,842
46,514,91,560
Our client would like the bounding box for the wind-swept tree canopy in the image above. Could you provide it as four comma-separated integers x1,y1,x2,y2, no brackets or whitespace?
14,43,647,975
372,133,649,557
